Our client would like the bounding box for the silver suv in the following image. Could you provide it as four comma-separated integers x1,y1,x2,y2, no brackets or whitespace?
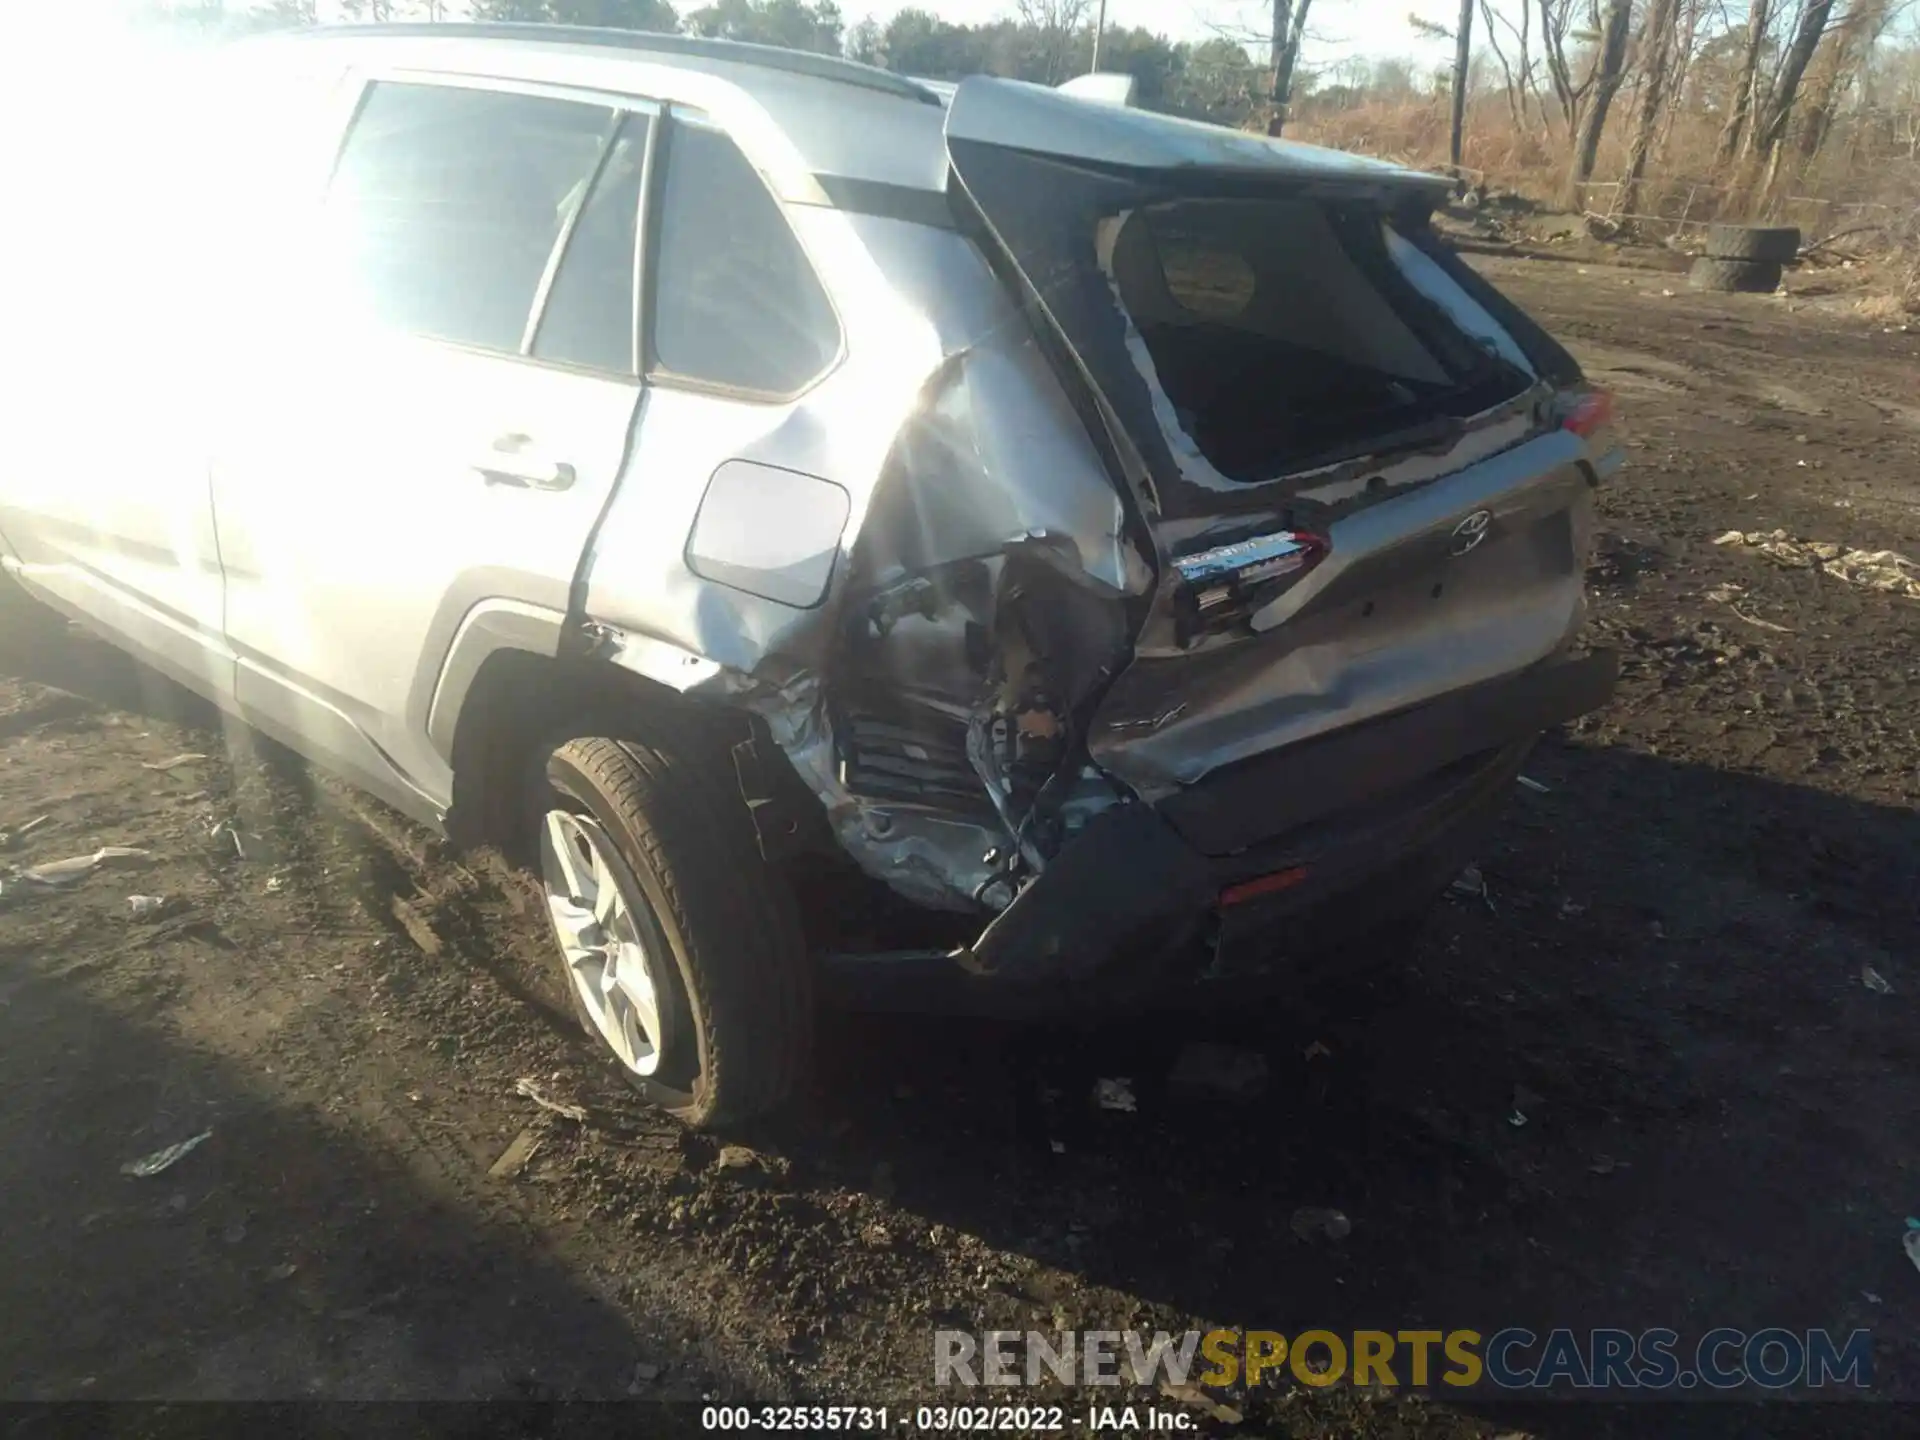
2,25,1621,1126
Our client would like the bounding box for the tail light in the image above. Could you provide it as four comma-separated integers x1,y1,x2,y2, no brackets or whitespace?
1172,528,1328,644
1219,865,1310,907
1559,388,1615,438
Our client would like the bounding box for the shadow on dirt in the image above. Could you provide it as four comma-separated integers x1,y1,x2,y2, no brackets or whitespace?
0,956,671,1402
787,734,1917,1431
5,588,1914,1432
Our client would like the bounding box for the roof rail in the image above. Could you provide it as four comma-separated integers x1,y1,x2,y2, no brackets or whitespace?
278,23,941,106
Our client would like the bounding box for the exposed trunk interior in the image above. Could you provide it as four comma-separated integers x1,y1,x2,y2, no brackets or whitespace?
1106,199,1532,483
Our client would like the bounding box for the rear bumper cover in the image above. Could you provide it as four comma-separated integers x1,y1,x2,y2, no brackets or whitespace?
1155,645,1618,857
821,648,1615,1011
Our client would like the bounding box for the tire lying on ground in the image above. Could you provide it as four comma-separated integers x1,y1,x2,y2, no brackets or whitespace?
1703,223,1801,264
1688,255,1784,293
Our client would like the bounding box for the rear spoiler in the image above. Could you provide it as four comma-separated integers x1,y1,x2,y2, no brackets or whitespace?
1057,72,1138,107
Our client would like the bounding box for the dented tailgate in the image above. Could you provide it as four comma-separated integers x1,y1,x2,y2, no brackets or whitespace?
944,78,1604,805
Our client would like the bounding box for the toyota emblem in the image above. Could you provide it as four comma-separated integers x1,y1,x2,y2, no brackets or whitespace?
1450,509,1494,557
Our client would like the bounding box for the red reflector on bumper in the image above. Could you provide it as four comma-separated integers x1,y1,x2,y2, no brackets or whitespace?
1219,866,1310,907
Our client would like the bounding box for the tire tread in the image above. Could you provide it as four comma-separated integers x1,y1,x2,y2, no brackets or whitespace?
554,735,812,1128
1703,224,1800,264
1687,255,1783,293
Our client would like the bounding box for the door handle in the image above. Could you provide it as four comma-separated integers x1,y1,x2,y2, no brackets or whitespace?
473,434,576,492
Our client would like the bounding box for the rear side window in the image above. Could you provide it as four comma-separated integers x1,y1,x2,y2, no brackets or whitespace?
327,82,616,354
650,119,840,396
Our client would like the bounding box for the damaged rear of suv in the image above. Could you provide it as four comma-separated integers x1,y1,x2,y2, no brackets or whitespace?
787,81,1628,1006
550,72,1620,1124
4,29,1618,1129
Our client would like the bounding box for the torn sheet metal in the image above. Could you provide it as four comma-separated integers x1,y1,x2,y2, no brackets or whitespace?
751,673,1011,913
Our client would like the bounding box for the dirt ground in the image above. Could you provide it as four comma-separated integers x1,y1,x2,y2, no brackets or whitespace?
2,256,1917,1436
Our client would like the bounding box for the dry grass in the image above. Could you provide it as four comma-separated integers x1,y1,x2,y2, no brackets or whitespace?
1289,90,1918,242
1853,262,1920,318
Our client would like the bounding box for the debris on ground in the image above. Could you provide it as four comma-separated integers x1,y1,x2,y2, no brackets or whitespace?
16,846,151,888
1703,581,1795,631
0,814,51,850
390,895,442,957
1713,530,1920,598
513,1076,588,1122
1092,1077,1137,1112
1448,863,1496,912
1861,965,1893,995
487,1127,541,1180
1167,1042,1270,1100
1517,775,1551,793
1289,1207,1353,1243
1303,1040,1334,1062
713,1145,788,1186
1510,1084,1545,1128
142,753,210,772
126,895,169,920
121,1129,213,1178
628,1361,663,1392
263,1262,299,1283
209,821,245,860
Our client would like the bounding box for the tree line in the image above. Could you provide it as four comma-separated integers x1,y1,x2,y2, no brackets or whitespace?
145,0,1278,127
147,0,1920,227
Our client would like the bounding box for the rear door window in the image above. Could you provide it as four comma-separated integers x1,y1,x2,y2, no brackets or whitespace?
649,118,841,396
326,82,617,354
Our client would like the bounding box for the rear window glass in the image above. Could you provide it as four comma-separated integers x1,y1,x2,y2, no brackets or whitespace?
650,119,840,396
1112,199,1529,480
1156,237,1256,320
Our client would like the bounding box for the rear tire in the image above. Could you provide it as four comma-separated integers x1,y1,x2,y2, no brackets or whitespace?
1703,224,1800,264
1687,255,1783,293
535,735,813,1128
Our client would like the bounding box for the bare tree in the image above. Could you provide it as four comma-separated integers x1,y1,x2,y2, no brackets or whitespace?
1617,0,1685,216
1748,0,1841,188
1793,0,1892,163
1480,0,1541,130
1266,0,1317,134
1716,0,1775,163
1016,0,1093,83
1564,0,1634,206
1537,0,1594,131
1450,0,1476,168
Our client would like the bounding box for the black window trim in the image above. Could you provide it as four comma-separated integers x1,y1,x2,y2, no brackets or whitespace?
524,107,658,374
521,106,629,360
638,104,847,408
324,66,662,382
